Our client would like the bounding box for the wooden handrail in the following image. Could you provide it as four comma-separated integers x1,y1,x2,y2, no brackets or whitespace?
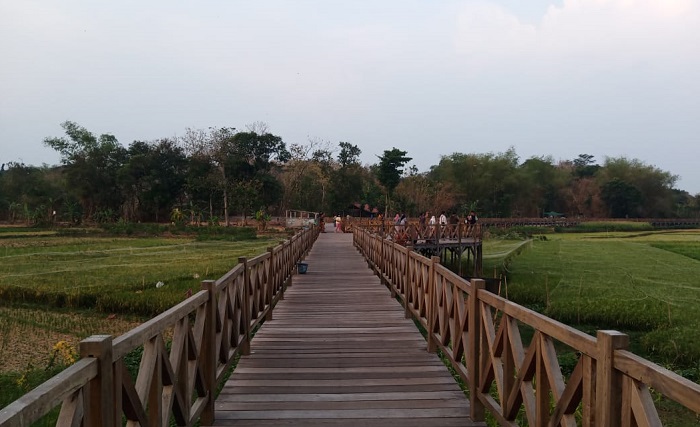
0,225,320,427
352,227,700,426
0,359,98,427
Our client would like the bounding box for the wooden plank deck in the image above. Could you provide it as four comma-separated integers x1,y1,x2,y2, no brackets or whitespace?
214,230,484,427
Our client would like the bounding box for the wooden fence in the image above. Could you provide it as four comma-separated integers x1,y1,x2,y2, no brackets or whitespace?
353,227,700,426
0,226,319,427
344,217,482,244
346,216,700,231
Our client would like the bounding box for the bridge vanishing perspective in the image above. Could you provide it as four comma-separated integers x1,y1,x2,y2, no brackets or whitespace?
2,224,700,426
214,230,482,426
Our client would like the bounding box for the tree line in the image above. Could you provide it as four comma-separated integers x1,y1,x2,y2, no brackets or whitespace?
1,121,698,226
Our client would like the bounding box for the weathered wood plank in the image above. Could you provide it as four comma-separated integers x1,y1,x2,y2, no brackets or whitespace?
214,232,483,426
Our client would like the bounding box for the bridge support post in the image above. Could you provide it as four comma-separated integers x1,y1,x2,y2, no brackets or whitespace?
468,279,486,421
595,330,629,427
79,335,115,427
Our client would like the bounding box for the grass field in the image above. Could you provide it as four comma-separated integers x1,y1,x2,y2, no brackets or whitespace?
480,229,700,426
483,229,700,369
0,235,280,315
0,226,286,419
0,231,280,373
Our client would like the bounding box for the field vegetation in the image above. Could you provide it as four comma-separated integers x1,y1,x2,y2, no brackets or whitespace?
0,227,276,316
480,226,700,425
0,224,281,411
483,227,700,374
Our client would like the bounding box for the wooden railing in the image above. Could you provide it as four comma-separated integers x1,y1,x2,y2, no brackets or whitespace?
353,227,700,426
346,216,700,231
0,226,319,427
344,218,482,245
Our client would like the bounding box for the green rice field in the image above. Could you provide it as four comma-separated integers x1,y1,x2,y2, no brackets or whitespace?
484,229,700,368
0,228,280,414
0,235,279,315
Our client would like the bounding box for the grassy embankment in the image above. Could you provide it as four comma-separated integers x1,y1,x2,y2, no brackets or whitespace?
0,224,282,412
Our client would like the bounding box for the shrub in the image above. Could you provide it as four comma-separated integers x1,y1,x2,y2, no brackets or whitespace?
560,221,654,233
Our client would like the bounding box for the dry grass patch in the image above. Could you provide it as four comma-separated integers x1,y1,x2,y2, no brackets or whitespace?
0,306,143,373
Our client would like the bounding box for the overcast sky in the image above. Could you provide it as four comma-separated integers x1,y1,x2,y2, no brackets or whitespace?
1,0,699,193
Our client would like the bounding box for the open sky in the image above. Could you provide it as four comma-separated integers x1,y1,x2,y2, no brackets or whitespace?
1,0,699,193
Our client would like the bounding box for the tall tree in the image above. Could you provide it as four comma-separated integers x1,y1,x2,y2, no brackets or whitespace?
180,127,237,225
44,121,127,220
376,148,411,215
279,139,334,213
337,141,361,168
600,178,643,217
598,157,677,217
227,128,290,217
119,139,187,222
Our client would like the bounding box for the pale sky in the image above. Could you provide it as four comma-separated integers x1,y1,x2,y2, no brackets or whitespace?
1,0,699,193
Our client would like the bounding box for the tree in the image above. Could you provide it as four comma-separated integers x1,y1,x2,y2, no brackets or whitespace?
598,157,677,217
180,127,235,224
572,154,600,178
227,128,290,217
279,139,334,213
601,178,643,217
376,148,412,215
119,139,187,222
337,142,361,168
44,121,127,220
0,162,61,224
429,148,519,217
514,156,568,217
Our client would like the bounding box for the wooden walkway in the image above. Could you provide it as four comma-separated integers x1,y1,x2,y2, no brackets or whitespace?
214,230,483,426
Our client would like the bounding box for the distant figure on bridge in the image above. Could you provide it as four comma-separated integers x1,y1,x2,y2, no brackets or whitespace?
335,215,342,233
466,210,478,236
439,211,447,226
466,210,478,225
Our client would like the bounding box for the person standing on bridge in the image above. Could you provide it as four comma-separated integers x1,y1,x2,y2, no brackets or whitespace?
466,210,478,236
439,211,447,239
466,210,478,225
335,214,342,233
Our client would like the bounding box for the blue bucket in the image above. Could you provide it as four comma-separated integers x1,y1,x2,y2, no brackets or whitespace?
297,262,308,274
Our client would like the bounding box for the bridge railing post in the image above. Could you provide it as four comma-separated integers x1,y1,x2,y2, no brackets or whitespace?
279,240,289,294
468,278,486,421
79,335,115,427
595,330,629,427
427,256,440,353
199,279,217,425
404,249,413,319
238,257,252,356
266,246,275,321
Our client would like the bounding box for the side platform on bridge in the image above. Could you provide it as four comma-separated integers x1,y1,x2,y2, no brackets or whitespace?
214,230,483,426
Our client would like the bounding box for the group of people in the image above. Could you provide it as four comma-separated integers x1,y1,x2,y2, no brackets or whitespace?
413,210,478,227
318,212,345,233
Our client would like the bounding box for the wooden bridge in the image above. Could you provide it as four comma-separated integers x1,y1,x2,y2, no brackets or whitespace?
214,230,481,426
2,224,700,427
